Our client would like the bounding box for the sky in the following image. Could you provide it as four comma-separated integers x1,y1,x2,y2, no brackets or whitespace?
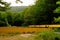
3,0,35,6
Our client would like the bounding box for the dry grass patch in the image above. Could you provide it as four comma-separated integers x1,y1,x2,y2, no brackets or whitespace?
0,33,35,40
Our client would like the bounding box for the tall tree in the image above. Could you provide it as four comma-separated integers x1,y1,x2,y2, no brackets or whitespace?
23,0,57,25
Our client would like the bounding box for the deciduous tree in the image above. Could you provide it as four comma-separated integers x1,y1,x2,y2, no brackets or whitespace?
23,0,57,25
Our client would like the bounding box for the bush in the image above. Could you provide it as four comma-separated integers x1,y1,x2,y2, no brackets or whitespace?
6,12,24,26
0,11,24,26
53,28,60,32
35,31,60,40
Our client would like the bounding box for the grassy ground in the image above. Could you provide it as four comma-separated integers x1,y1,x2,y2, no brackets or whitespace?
0,33,35,40
0,31,60,40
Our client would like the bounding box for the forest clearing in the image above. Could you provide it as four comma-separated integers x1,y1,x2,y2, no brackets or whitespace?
0,25,59,40
0,0,60,40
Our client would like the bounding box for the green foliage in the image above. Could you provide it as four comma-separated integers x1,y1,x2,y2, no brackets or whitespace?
54,17,60,23
35,31,60,40
0,11,24,26
54,1,60,13
0,12,10,26
54,7,60,13
53,1,60,23
0,0,10,11
53,28,60,32
0,0,58,26
23,0,56,25
13,12,24,26
56,1,60,4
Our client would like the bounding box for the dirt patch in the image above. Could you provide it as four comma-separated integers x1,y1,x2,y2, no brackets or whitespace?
20,34,32,37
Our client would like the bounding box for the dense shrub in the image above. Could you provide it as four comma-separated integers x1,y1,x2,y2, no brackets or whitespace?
0,11,24,26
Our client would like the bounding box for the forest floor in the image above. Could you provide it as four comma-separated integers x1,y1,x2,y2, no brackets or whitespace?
0,34,35,40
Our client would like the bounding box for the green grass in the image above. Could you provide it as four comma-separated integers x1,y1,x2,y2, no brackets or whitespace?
34,31,60,40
